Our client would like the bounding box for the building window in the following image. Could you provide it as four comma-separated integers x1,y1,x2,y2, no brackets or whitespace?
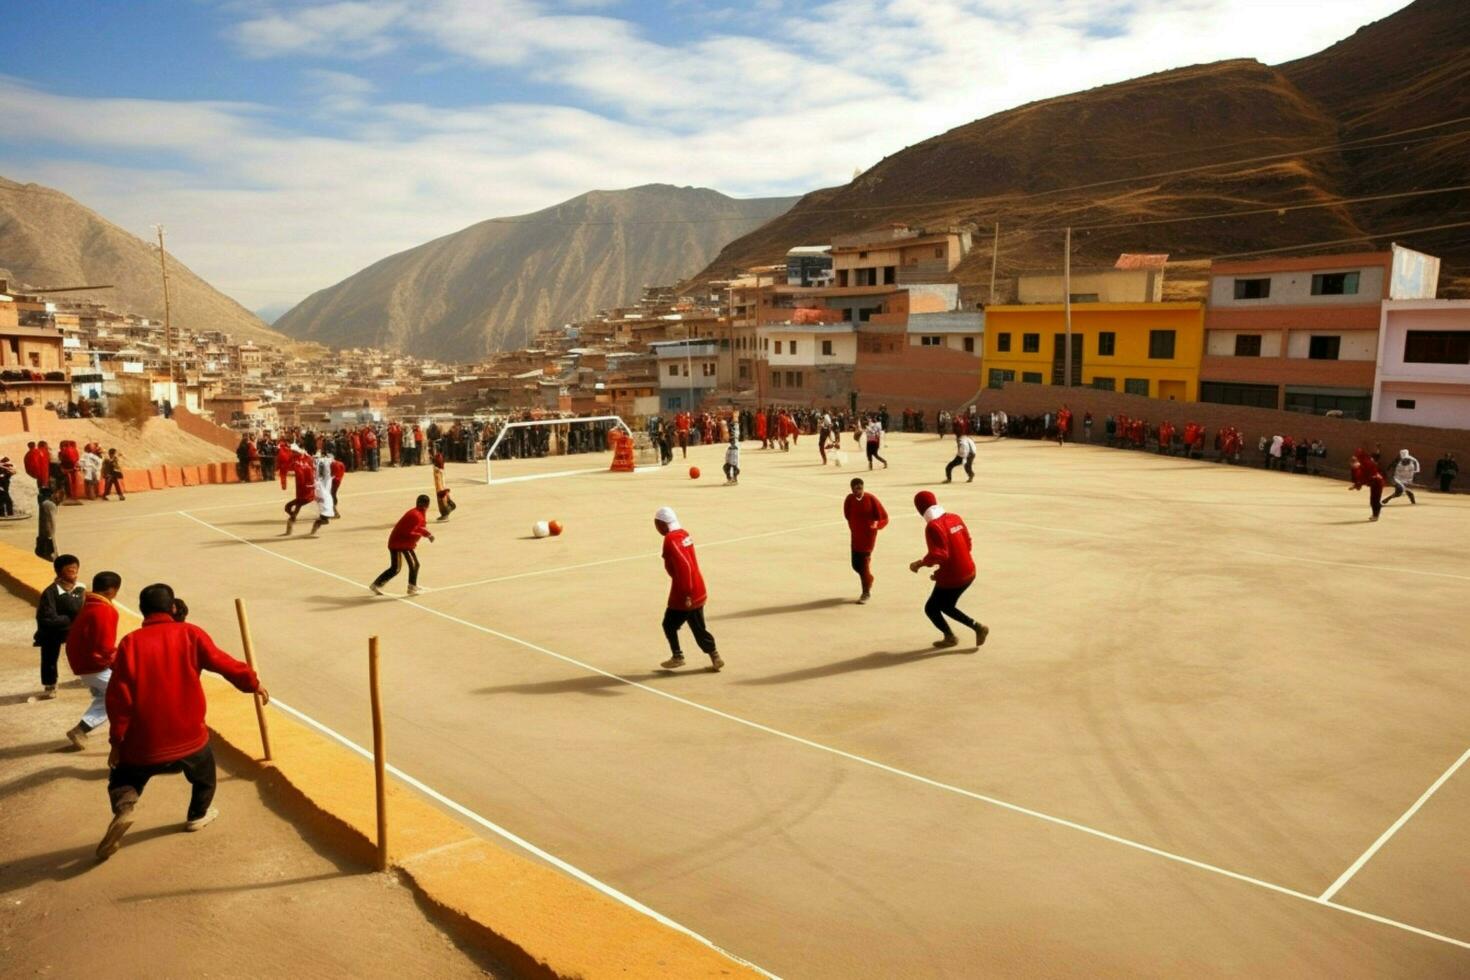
771,372,781,388
1311,272,1360,296
1395,399,1416,410
790,341,798,356
1284,388,1371,420
1091,377,1115,391
997,332,1011,352
821,339,834,356
1403,330,1470,364
667,364,678,377
963,336,975,353
1308,335,1341,360
884,266,896,285
934,247,944,259
1233,278,1270,299
1022,371,1044,384
920,335,942,347
1069,293,1099,303
1234,334,1262,357
858,251,868,259
794,371,804,387
1200,380,1278,408
1097,332,1115,356
1022,333,1040,353
1124,378,1149,396
1148,330,1176,359
702,362,716,377
987,368,1015,389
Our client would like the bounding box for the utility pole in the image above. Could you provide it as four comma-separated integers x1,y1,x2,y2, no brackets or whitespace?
1063,226,1073,389
155,225,174,405
989,221,1000,306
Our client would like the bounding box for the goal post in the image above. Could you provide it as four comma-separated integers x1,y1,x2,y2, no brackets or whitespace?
482,414,642,483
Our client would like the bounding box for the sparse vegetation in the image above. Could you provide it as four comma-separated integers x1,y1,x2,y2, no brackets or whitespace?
111,389,154,429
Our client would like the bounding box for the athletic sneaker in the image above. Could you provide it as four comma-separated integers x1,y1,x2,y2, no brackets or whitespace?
66,724,88,749
974,624,989,648
96,804,135,860
707,653,724,672
39,685,57,700
857,592,870,604
932,634,959,649
185,807,219,832
407,585,425,596
660,655,686,670
369,583,384,596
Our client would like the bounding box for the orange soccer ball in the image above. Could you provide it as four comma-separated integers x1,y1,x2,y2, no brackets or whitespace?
689,466,701,479
548,520,563,536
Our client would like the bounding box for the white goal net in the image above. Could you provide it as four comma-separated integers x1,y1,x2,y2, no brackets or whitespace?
481,414,651,482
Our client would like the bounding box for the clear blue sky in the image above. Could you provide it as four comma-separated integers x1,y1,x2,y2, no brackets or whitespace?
0,0,1411,315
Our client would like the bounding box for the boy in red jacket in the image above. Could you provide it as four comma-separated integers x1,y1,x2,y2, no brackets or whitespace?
64,570,122,749
282,450,315,533
655,506,723,672
843,477,888,604
98,583,267,859
371,495,435,595
908,490,988,648
1350,447,1386,521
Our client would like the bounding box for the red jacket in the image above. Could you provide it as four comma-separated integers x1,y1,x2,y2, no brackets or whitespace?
65,593,119,675
24,446,47,480
330,458,346,482
920,511,976,588
388,507,431,550
107,613,259,765
843,492,889,553
662,528,707,609
293,455,316,502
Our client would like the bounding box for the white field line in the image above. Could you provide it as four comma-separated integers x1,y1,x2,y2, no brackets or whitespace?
176,509,1470,952
1318,745,1470,902
264,697,776,978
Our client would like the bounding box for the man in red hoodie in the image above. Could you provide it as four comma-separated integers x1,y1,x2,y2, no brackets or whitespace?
371,495,435,595
282,449,316,533
99,582,267,859
655,506,723,672
64,570,122,749
1350,447,1387,522
908,490,988,648
843,477,889,604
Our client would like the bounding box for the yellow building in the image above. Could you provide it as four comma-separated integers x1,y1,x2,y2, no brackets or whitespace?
982,302,1205,401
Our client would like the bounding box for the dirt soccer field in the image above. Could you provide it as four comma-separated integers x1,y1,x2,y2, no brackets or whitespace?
13,432,1469,977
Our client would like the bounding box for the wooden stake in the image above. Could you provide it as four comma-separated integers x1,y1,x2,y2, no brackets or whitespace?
369,635,388,872
234,598,272,761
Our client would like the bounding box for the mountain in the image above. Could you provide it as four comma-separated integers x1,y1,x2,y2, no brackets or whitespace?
274,185,797,360
0,176,285,343
690,0,1470,299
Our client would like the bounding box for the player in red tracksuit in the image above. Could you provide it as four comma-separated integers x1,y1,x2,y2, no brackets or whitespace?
843,477,888,604
654,506,722,672
371,495,435,595
330,456,346,515
275,440,292,490
282,451,315,533
1350,448,1386,522
908,490,988,648
97,582,266,860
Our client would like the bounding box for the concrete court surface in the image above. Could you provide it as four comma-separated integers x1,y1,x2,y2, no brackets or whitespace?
9,432,1469,978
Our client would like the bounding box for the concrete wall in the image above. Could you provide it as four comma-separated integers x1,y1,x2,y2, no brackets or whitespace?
763,329,857,367
1209,255,1388,308
973,381,1470,479
853,345,982,414
1019,269,1157,304
1206,330,1283,357
173,404,249,451
1372,300,1470,428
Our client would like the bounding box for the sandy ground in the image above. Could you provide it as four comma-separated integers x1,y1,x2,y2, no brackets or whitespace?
5,433,1467,977
0,591,497,979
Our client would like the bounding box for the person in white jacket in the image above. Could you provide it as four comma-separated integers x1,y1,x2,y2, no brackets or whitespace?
79,448,103,500
722,437,740,485
944,433,977,483
1385,448,1420,505
309,450,338,533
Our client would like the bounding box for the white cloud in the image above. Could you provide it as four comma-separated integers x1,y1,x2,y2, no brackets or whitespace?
0,0,1416,314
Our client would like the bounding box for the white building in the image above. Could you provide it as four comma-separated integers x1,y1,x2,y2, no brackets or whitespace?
650,339,718,412
1372,299,1470,428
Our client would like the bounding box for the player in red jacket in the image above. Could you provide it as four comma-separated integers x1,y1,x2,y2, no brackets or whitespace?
64,570,122,749
282,450,315,533
329,455,346,515
908,490,988,648
98,582,266,859
654,506,722,672
1350,447,1386,522
843,477,888,603
371,495,435,595
275,440,292,489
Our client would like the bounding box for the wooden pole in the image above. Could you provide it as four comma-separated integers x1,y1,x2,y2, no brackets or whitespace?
233,598,272,761
989,221,1000,306
368,635,388,872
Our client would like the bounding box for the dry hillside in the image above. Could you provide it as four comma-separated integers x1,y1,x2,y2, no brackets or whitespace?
692,0,1470,300
0,176,286,343
274,185,796,361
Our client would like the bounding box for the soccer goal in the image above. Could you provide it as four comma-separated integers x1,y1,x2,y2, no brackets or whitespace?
482,415,653,483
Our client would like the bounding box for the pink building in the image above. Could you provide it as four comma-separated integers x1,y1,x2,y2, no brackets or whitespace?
1371,300,1470,429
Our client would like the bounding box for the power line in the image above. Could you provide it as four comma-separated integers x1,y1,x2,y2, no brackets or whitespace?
1205,220,1470,260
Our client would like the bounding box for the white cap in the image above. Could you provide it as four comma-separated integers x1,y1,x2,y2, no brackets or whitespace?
654,506,680,529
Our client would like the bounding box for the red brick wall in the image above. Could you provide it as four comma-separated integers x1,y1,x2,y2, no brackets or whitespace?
854,346,982,413
172,405,245,452
973,382,1470,479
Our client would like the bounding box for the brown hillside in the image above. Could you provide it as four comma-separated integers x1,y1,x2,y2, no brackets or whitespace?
274,185,795,361
0,177,285,344
693,0,1470,299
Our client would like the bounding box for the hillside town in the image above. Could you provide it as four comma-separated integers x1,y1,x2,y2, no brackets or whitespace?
4,224,1467,437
